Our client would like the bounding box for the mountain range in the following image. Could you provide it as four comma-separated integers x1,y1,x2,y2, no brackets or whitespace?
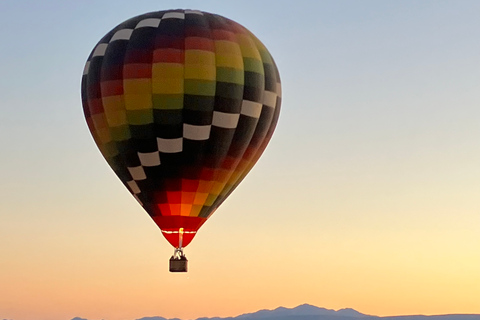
71,304,480,320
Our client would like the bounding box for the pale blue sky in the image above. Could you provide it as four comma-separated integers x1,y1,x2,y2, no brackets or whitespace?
1,1,480,319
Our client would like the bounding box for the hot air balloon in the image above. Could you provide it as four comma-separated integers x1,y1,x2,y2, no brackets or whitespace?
81,9,281,272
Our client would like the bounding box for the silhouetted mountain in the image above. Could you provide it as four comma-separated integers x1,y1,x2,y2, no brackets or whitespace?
70,304,480,320
197,304,372,320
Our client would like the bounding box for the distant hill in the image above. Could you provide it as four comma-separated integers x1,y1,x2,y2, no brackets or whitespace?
195,304,373,320
71,304,480,320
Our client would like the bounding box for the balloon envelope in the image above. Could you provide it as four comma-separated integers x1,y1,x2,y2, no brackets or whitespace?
81,9,281,248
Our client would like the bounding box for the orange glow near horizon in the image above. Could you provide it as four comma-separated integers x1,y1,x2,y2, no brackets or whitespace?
2,202,479,320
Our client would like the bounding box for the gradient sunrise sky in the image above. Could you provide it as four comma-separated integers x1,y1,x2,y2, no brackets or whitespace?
1,1,479,320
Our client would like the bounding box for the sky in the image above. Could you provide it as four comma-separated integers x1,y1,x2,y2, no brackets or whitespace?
1,1,479,320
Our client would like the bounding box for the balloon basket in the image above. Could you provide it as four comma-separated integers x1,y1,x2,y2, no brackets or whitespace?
169,256,188,272
169,248,188,272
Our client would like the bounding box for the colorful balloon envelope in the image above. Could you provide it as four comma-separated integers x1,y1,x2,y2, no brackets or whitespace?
81,9,281,267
